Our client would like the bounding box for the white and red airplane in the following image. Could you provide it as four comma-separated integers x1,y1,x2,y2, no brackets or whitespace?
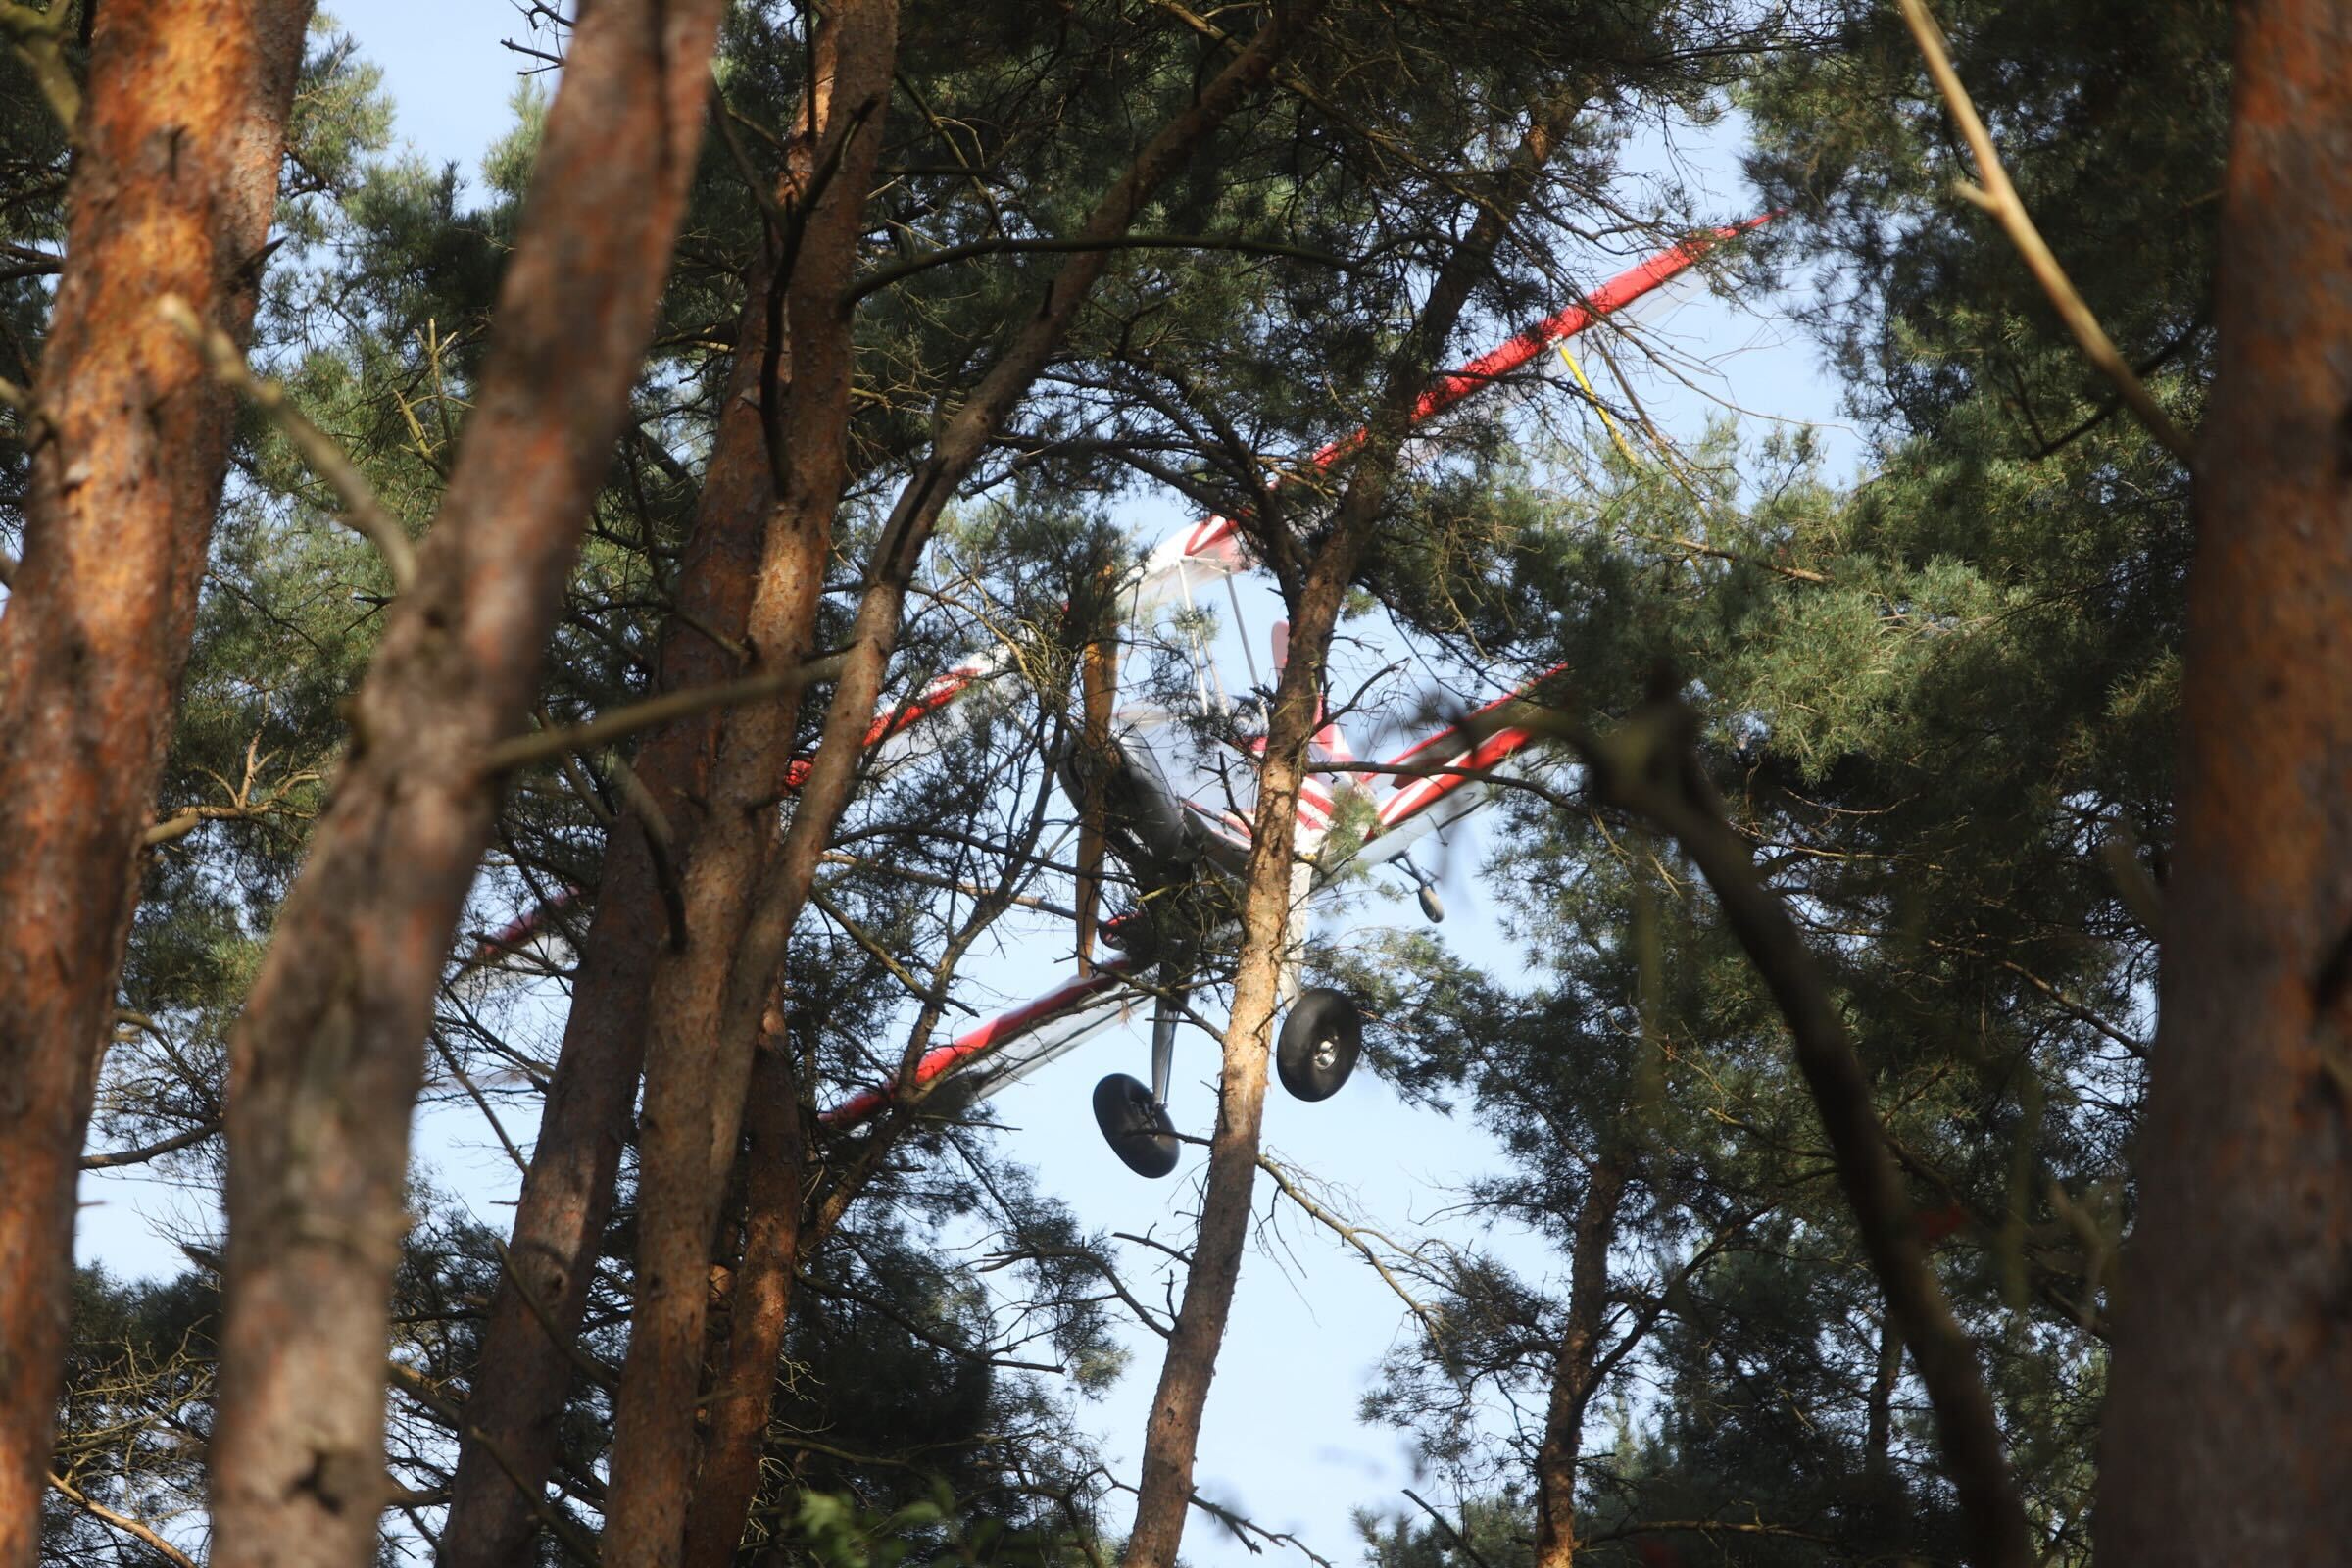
811,220,1767,1176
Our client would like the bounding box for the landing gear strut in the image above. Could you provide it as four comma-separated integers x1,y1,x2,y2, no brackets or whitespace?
1400,852,1446,924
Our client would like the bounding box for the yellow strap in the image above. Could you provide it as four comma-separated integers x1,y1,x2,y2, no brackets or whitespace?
1556,341,1642,467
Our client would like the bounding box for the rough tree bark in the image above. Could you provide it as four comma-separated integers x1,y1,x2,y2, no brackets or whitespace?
205,3,728,1564
594,6,900,1562
2096,2,2352,1559
1532,1152,1629,1568
603,12,1325,1563
680,822,1047,1564
680,1029,807,1568
0,7,312,1562
432,268,778,1568
1122,104,1573,1568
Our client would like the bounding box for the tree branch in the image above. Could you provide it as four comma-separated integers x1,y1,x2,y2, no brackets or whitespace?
1896,0,2194,461
482,653,846,775
79,1119,220,1170
1256,1152,1446,1347
1401,1489,1496,1568
47,1472,198,1568
1561,696,2037,1568
847,231,1352,304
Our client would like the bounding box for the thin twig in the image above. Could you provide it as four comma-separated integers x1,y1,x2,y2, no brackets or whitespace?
430,1035,530,1176
385,1353,607,1560
808,884,977,1017
1255,1153,1446,1347
793,1268,1064,1374
1896,0,2194,461
820,851,1077,919
980,1242,1173,1339
847,231,1352,304
157,295,420,585
481,652,846,774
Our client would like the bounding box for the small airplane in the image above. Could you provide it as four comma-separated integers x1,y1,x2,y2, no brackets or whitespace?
816,221,1765,1175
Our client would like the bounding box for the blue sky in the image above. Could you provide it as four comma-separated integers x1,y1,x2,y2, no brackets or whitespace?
75,7,1861,1564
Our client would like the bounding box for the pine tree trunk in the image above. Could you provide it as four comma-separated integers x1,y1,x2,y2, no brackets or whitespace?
206,5,728,1563
1120,102,1575,1568
1123,548,1353,1568
606,16,1319,1563
0,7,312,1561
1532,1153,1628,1568
434,253,778,1568
681,1034,808,1568
2097,2,2352,1559
600,9,900,1560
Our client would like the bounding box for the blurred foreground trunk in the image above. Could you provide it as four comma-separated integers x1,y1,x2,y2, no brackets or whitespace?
207,3,728,1563
2098,0,2352,1559
0,7,312,1561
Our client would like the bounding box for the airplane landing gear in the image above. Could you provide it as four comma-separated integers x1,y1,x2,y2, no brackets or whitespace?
1276,987,1362,1102
1090,975,1362,1174
1092,1072,1180,1178
1094,961,1188,1178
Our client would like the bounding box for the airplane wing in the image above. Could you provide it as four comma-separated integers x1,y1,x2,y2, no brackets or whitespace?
1321,668,1563,878
820,957,1153,1131
799,220,1768,776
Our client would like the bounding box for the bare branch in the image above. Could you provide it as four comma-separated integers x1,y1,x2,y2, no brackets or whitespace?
1896,0,2194,461
47,1472,199,1568
1255,1153,1446,1347
482,653,847,775
848,231,1353,304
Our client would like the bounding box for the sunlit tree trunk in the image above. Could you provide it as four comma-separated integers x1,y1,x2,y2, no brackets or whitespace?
597,8,899,1561
207,3,728,1562
2098,1,2352,1558
0,7,312,1561
605,13,1322,1564
680,1030,807,1568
